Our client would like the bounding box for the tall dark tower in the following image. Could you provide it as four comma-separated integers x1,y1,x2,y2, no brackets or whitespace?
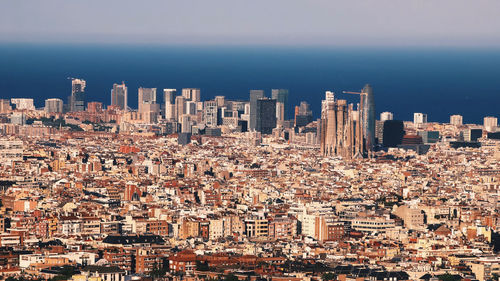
271,89,289,121
111,82,128,110
362,84,375,150
69,78,86,112
256,98,277,134
249,90,264,130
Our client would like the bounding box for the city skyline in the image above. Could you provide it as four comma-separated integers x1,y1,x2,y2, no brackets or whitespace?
5,79,500,126
1,2,499,280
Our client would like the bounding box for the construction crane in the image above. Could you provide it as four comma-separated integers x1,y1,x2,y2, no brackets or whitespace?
342,91,366,96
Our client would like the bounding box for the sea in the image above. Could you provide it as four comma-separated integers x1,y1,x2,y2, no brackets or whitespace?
1,43,499,124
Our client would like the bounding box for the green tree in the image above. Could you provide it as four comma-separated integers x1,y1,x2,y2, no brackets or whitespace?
322,272,336,281
196,260,210,271
437,274,462,281
223,274,239,281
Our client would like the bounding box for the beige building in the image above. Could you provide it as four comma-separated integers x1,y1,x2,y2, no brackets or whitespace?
393,205,425,230
470,257,500,281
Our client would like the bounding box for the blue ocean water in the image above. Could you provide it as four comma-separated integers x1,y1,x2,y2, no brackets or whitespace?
0,43,499,124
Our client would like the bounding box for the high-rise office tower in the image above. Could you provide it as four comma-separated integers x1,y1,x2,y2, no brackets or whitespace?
215,96,225,107
275,102,285,126
191,89,201,102
256,98,277,134
175,96,186,122
138,87,157,111
185,101,197,115
111,82,128,110
380,112,394,122
450,114,463,126
69,78,86,112
484,116,498,132
182,88,201,102
298,101,311,115
44,98,64,113
271,89,289,120
138,87,156,105
203,100,218,127
249,90,264,130
138,87,159,123
414,113,428,124
180,115,192,133
164,89,177,120
295,101,313,127
362,84,375,150
375,120,384,144
382,120,405,147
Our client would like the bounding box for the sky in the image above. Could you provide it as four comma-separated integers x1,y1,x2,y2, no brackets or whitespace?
1,0,500,46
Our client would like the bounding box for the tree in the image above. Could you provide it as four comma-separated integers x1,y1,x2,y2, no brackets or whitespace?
223,274,239,281
437,274,462,281
196,260,210,271
488,273,499,281
322,272,336,281
150,262,168,279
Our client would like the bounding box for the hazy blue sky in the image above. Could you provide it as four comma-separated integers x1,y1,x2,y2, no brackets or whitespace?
1,0,500,46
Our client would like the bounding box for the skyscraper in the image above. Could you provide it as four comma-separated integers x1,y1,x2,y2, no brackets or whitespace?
138,87,159,123
203,100,218,127
362,84,375,150
382,120,405,147
185,101,197,115
295,101,313,127
256,98,277,134
111,82,128,110
182,88,201,102
69,78,86,112
214,96,225,107
249,90,264,131
138,87,156,105
164,89,177,120
175,96,186,122
138,87,157,111
271,89,289,121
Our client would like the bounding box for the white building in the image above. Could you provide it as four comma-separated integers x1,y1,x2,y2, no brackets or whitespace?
164,89,177,120
11,98,35,110
352,216,396,233
182,88,201,102
10,112,26,125
484,116,498,132
0,139,23,164
450,114,463,126
413,113,428,125
380,112,394,122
